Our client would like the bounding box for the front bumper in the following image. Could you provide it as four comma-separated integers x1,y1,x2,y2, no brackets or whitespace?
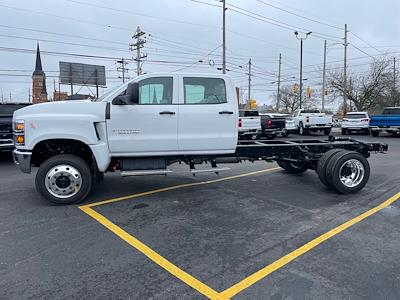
12,149,32,173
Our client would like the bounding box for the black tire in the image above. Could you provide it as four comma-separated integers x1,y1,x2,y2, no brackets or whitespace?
266,133,276,140
324,128,331,135
281,131,289,138
325,151,370,194
371,130,379,137
341,128,347,135
299,122,305,135
35,154,93,205
277,161,308,174
317,149,344,187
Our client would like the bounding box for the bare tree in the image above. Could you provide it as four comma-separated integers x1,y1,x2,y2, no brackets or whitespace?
273,85,319,113
329,57,393,112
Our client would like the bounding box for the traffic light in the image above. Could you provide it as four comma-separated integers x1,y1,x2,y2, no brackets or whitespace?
248,99,257,109
292,83,299,94
306,86,312,98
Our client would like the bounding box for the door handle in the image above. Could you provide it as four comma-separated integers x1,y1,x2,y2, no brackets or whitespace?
159,111,175,115
219,111,234,115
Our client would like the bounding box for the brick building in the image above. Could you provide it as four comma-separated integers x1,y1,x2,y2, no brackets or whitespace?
32,43,48,104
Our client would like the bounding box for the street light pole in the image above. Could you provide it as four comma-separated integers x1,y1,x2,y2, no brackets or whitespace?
294,31,312,109
222,0,226,74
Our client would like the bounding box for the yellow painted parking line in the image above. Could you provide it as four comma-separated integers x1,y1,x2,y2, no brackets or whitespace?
219,191,400,299
80,206,223,299
82,167,281,208
79,167,279,299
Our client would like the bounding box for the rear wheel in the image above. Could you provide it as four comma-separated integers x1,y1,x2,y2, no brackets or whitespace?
325,151,370,194
298,122,306,135
324,128,331,135
281,131,289,137
277,161,308,174
35,154,93,205
341,128,347,135
266,133,276,140
317,149,343,187
371,130,379,137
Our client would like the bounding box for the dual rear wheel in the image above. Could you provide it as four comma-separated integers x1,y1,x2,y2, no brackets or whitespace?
278,149,370,194
317,149,370,194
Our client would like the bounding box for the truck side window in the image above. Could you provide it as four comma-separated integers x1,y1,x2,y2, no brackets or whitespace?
183,77,227,104
138,77,173,105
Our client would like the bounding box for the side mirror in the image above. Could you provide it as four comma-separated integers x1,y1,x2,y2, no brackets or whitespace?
111,82,140,105
112,95,129,105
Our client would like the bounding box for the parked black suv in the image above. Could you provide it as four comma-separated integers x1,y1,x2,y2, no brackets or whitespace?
0,103,31,151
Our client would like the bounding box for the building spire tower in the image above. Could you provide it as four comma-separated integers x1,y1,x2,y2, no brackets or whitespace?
32,43,48,103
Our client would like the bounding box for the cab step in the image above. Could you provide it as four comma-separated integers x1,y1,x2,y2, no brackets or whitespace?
121,169,172,177
190,167,230,175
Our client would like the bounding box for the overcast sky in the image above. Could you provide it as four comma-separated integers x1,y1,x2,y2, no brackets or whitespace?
1,0,400,106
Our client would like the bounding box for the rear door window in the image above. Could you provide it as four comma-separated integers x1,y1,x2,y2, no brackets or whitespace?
183,77,227,104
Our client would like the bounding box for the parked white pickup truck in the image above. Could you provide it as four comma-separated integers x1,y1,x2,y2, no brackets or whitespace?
12,73,387,204
238,110,261,139
292,109,333,135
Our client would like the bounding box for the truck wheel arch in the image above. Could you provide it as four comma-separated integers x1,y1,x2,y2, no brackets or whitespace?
31,139,96,170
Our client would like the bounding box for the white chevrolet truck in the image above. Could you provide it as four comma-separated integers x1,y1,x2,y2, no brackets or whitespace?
13,73,387,204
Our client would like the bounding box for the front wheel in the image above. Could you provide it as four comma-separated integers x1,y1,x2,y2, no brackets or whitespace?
298,122,306,135
35,154,93,205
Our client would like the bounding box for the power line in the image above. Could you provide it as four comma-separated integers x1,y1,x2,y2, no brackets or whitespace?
255,0,343,30
349,31,382,54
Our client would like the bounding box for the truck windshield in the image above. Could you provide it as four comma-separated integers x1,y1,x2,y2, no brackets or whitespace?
94,84,125,102
382,108,400,115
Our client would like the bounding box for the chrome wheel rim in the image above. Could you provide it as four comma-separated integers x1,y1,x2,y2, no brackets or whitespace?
45,165,82,198
339,159,365,188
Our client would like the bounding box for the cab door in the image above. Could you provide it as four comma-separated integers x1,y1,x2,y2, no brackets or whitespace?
177,76,237,153
106,76,179,155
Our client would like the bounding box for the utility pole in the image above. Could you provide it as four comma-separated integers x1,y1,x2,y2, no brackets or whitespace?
28,88,31,103
276,53,282,112
221,0,226,74
117,58,129,83
130,26,147,76
393,56,396,93
322,40,327,112
1,88,3,102
247,58,252,103
343,24,348,114
9,91,12,102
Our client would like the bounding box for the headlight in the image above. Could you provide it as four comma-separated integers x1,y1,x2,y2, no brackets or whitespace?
13,120,25,132
13,120,25,146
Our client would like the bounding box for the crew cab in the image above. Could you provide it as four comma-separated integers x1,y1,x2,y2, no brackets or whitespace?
13,73,387,204
0,103,31,151
238,110,261,139
341,112,370,135
369,107,400,137
292,109,333,135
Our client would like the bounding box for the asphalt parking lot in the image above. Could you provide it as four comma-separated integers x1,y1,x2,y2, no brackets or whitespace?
1,132,399,299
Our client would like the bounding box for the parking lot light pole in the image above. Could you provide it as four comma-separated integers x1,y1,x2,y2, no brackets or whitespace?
294,31,312,109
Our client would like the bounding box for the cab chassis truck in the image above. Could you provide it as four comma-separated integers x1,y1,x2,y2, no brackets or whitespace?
12,73,388,205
